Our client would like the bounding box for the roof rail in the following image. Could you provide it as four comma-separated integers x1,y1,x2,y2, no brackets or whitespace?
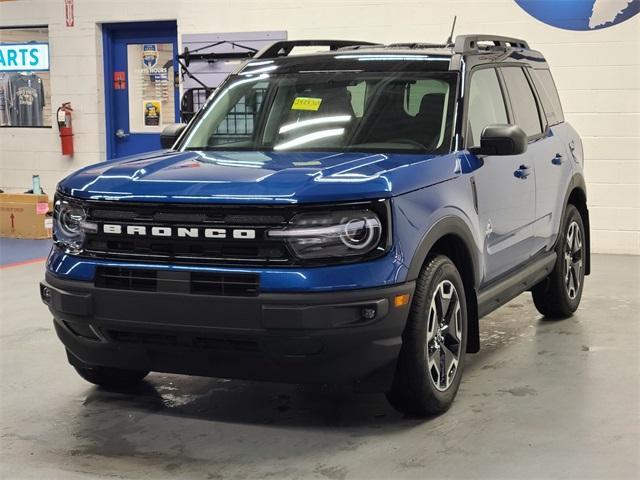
453,34,530,53
253,39,379,59
388,42,448,49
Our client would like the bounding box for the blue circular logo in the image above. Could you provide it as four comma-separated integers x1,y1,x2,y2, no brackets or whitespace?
515,0,639,30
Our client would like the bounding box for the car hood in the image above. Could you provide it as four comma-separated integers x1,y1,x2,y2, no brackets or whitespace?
58,150,463,204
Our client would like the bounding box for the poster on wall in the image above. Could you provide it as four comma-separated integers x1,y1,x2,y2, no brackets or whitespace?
142,44,158,68
143,100,161,127
127,43,173,133
515,0,639,30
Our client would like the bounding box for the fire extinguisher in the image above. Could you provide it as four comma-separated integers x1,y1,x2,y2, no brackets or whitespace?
57,102,74,156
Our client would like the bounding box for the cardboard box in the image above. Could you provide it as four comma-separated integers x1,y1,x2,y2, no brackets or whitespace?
0,193,52,239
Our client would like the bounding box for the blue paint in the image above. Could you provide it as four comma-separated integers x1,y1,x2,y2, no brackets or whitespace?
46,244,408,292
515,0,639,31
102,22,179,160
0,238,52,266
57,150,462,204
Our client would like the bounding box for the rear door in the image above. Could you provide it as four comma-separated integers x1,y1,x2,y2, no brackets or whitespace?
528,67,575,251
466,67,536,284
500,66,569,255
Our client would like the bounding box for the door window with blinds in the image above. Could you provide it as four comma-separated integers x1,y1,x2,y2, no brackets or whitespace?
0,26,51,127
127,43,176,133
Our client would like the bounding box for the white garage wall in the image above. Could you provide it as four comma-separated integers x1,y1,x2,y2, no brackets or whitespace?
0,0,638,254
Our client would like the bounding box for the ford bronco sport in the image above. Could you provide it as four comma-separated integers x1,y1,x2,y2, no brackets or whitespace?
41,36,589,416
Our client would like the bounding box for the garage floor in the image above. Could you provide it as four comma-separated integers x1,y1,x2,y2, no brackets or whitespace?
0,254,638,479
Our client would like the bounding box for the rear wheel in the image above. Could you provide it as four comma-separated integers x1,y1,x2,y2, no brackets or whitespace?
386,255,468,417
532,204,586,318
74,364,149,388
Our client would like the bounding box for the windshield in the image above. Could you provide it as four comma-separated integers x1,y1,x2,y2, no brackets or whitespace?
179,70,458,154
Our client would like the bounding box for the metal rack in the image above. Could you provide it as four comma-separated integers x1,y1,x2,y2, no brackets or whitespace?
453,35,530,54
253,39,379,59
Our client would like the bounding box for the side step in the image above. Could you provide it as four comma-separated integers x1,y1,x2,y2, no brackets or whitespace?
477,252,556,318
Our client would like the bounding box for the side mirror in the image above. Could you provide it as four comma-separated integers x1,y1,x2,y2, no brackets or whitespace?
160,123,187,149
472,124,527,156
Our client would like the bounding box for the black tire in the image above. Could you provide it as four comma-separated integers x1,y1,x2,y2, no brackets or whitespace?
74,365,149,388
386,255,468,417
532,204,586,319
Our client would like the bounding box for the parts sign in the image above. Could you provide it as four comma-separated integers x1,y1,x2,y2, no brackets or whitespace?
0,44,49,72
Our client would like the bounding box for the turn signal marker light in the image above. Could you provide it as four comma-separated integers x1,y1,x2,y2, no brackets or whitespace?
394,293,410,308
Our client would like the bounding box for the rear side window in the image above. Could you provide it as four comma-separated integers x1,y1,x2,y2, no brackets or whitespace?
467,68,508,147
501,67,543,137
531,69,564,126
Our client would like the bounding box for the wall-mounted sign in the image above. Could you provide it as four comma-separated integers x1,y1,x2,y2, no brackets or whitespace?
113,71,126,90
515,0,639,31
0,43,50,71
65,0,75,27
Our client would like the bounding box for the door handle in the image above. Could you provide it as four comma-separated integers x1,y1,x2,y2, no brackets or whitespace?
552,153,563,165
115,128,130,139
514,165,531,179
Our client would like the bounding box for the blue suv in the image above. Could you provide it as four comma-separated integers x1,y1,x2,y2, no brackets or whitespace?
40,36,589,416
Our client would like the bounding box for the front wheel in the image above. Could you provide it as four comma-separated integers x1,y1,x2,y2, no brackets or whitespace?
386,255,468,417
532,204,586,318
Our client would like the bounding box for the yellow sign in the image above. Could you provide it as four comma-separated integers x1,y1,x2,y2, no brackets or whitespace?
143,100,161,127
291,97,322,111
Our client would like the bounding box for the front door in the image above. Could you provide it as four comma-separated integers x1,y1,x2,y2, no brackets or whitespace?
466,66,536,284
103,22,179,159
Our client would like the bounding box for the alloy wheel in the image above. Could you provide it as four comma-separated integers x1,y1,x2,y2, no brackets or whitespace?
564,221,583,300
426,280,463,391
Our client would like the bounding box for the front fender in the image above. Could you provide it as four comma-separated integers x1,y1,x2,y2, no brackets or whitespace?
393,178,482,288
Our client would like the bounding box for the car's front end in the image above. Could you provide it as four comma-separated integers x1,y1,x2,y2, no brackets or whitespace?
41,48,461,391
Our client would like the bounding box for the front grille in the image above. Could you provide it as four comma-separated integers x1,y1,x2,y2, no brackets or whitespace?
95,266,260,297
83,203,293,266
107,328,260,352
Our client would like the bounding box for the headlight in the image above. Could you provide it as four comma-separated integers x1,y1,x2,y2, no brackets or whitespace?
268,209,385,260
53,196,94,254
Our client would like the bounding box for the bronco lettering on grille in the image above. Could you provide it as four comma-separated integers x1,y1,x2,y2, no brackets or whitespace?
102,224,256,239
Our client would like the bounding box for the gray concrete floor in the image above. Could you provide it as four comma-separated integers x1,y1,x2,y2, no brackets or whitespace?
1,254,638,479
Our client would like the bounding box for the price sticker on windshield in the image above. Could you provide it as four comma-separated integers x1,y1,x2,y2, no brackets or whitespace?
291,97,322,111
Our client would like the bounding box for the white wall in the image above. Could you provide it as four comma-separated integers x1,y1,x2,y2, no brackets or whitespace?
0,0,638,254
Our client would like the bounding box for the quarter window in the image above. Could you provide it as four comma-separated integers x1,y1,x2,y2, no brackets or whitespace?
467,68,508,147
501,67,543,137
531,69,564,126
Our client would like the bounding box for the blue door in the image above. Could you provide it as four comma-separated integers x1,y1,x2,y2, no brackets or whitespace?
103,22,179,159
466,67,536,284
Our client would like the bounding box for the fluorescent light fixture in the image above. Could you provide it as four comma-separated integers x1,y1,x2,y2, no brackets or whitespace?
335,54,449,62
274,128,345,150
278,115,352,134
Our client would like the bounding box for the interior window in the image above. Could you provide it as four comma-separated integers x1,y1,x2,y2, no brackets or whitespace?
501,67,544,137
404,79,449,116
531,69,564,126
347,81,367,118
208,81,268,146
467,68,508,147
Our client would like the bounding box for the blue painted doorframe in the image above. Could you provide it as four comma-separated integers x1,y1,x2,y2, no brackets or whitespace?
102,21,179,160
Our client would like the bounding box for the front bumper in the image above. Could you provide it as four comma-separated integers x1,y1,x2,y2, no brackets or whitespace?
41,272,414,391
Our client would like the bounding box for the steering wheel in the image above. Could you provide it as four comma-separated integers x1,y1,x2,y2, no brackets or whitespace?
386,138,428,150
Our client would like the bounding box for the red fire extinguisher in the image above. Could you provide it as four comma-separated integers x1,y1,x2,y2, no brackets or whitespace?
57,102,74,156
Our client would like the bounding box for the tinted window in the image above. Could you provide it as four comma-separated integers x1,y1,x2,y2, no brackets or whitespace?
501,67,543,137
181,72,457,154
209,82,268,146
532,69,564,125
467,68,508,147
